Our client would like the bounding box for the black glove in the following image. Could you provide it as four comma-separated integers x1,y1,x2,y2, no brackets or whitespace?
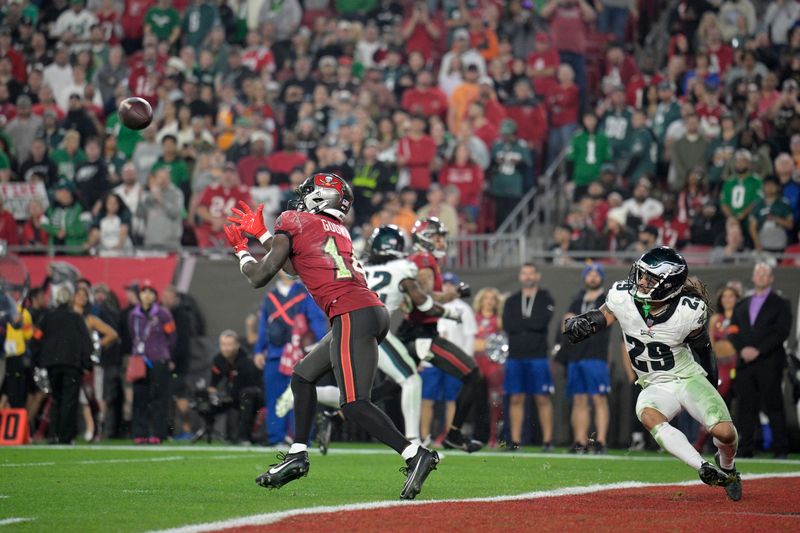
457,282,471,298
564,316,593,344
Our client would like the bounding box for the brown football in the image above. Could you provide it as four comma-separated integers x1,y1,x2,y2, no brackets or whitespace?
118,97,153,130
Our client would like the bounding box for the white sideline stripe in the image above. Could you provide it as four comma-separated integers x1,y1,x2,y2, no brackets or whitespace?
151,472,800,533
9,445,800,466
0,496,8,499
0,455,242,468
0,518,34,526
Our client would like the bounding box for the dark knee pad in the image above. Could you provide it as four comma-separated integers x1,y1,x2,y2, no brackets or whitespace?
340,399,370,419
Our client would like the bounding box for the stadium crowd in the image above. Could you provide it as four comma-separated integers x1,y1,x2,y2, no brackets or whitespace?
0,0,794,259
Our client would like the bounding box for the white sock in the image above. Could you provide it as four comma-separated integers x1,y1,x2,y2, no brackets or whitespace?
316,386,341,409
401,443,420,461
401,374,422,442
651,422,704,470
288,443,307,454
713,434,738,471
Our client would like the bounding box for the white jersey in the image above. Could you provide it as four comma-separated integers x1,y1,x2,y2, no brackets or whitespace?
364,259,419,313
606,280,707,387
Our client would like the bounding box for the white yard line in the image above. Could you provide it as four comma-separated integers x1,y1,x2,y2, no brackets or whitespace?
151,471,800,533
7,444,800,466
0,455,241,468
0,518,34,527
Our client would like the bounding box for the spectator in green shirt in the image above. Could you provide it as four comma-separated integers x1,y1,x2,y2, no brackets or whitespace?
51,130,87,182
721,149,763,244
625,109,656,186
566,112,610,200
182,0,219,51
150,134,190,203
42,180,89,255
748,175,794,253
145,0,181,46
489,119,532,230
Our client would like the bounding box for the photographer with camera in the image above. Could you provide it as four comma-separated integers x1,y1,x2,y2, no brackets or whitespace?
208,330,264,444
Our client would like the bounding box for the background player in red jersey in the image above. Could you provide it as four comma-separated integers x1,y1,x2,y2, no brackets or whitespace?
194,162,252,248
396,217,484,452
225,173,439,500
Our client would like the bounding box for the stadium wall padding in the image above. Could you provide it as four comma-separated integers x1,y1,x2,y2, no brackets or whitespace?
190,259,800,448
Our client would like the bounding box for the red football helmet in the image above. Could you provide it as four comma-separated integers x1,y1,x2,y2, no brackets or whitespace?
291,173,354,222
411,217,448,258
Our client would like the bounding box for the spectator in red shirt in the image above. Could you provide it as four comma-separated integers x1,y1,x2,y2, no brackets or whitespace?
527,32,559,97
0,195,18,245
546,63,581,166
401,70,449,120
21,197,48,247
651,194,690,249
601,42,640,93
396,114,437,196
121,0,155,54
474,77,507,129
237,132,271,188
0,26,26,83
193,162,253,248
265,132,308,187
468,101,499,151
505,78,548,159
703,23,734,77
439,141,484,223
626,51,665,108
401,1,442,63
540,0,597,107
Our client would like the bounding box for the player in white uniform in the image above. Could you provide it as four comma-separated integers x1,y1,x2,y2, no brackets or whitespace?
564,247,742,501
276,225,461,450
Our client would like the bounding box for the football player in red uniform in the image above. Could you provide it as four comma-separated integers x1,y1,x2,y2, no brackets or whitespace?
396,217,484,452
225,173,439,500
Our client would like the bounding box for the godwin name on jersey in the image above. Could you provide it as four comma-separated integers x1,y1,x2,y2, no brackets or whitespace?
364,259,419,314
606,280,707,387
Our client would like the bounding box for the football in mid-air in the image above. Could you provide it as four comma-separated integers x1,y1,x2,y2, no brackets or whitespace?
118,97,153,130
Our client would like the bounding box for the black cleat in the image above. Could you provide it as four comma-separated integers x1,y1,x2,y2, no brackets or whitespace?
715,451,742,502
698,461,728,487
443,429,483,453
503,441,521,452
570,442,587,454
316,411,338,456
255,451,309,489
592,442,608,455
400,448,439,500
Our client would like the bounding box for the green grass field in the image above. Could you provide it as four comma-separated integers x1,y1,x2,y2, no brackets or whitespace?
2,443,799,532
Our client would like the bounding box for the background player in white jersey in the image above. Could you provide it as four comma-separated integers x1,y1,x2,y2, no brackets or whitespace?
564,247,742,501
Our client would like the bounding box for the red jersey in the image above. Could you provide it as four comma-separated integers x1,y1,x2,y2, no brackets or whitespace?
527,49,559,96
96,11,120,45
396,135,436,190
545,84,580,128
407,251,442,325
121,0,153,40
274,210,382,318
401,87,449,119
504,101,548,148
199,184,252,220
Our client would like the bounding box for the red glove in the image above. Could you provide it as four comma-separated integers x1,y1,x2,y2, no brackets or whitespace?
224,224,249,255
227,201,270,244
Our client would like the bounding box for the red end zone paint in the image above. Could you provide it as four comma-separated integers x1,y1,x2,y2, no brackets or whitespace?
221,478,800,533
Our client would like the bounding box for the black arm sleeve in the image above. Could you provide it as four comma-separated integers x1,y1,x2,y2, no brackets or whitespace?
688,328,717,388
